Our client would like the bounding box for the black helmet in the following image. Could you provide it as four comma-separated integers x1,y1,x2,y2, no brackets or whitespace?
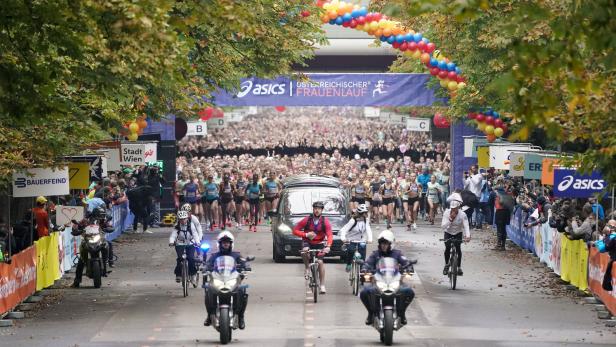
312,201,324,209
91,207,107,219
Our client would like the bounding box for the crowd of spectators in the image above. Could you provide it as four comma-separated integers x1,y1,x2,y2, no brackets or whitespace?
178,108,450,161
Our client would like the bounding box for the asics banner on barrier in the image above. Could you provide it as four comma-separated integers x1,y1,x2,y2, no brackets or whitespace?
210,73,442,107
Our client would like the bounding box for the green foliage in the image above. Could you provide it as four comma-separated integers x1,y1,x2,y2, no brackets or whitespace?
0,0,324,180
379,0,616,185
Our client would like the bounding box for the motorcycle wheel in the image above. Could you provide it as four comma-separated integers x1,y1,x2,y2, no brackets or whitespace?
383,310,394,346
450,252,458,290
92,260,102,289
219,307,231,345
182,260,189,297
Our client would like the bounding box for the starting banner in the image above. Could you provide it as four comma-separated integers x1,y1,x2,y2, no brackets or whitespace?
210,73,442,107
35,233,62,291
588,247,616,316
0,246,37,315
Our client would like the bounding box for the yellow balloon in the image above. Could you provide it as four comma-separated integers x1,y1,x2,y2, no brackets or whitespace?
485,125,495,135
378,20,388,29
440,79,449,88
369,21,379,30
494,127,504,137
477,122,486,131
323,3,331,10
448,81,458,91
356,24,364,31
412,50,421,59
129,122,139,133
457,82,466,90
127,132,139,141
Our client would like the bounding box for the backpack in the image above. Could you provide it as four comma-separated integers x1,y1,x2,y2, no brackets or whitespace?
305,214,326,234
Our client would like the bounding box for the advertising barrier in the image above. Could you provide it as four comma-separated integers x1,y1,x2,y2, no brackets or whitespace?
60,227,80,273
35,233,62,291
588,247,616,316
0,246,37,315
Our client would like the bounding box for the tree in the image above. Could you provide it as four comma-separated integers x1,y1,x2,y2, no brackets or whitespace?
377,0,616,184
0,0,325,180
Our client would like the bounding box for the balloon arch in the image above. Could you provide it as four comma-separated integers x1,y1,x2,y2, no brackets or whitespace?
314,0,507,142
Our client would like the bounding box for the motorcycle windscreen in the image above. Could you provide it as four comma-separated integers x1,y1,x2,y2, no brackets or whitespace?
375,257,400,284
213,256,237,277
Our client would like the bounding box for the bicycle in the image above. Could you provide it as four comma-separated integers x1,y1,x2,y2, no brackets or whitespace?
302,248,325,303
440,238,464,290
343,242,366,296
176,244,199,297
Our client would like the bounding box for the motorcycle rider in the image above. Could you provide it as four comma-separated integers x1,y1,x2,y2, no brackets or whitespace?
339,204,373,272
204,231,250,329
169,211,201,284
71,207,113,288
441,193,471,276
360,230,415,326
292,201,333,294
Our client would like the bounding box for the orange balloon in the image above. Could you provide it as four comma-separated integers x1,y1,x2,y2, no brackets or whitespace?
337,7,346,16
374,29,383,37
138,119,148,129
420,53,431,64
382,28,392,37
321,14,329,23
392,26,402,36
328,11,338,19
486,134,497,142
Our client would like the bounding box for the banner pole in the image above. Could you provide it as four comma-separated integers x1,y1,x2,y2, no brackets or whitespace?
7,188,12,259
612,185,615,215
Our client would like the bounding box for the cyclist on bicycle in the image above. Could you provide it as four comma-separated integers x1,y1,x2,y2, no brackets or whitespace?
339,204,373,272
169,211,201,284
292,201,333,294
204,231,250,329
180,203,203,241
441,193,471,276
360,230,415,326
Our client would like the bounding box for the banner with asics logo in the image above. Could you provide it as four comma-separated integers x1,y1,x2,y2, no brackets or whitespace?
553,169,606,198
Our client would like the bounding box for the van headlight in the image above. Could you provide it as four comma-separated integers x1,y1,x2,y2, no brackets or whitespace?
278,223,292,234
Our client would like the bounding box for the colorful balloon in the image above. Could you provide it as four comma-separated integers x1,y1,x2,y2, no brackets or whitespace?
129,122,139,133
493,127,504,137
127,132,139,141
477,122,487,131
426,42,436,53
486,134,497,142
475,114,485,122
494,118,503,127
485,125,495,135
448,81,458,91
485,116,494,125
420,53,431,64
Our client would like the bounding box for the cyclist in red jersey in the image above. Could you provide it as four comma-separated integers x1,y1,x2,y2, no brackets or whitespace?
292,201,333,294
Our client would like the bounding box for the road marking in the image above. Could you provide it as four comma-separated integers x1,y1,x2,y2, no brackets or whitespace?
305,316,314,321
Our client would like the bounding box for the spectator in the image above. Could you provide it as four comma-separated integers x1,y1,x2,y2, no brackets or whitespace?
32,196,51,240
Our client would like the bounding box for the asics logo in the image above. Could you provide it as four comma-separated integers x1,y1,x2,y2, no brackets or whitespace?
557,175,605,191
236,80,286,98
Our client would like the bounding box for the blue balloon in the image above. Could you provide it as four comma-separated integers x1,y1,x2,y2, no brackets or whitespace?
351,10,359,18
455,67,461,74
329,19,336,25
413,33,423,42
405,33,414,42
359,7,368,16
387,36,396,44
422,37,430,44
335,17,344,25
493,112,500,119
342,13,352,22
430,58,438,67
485,109,494,116
380,35,387,42
447,62,456,71
438,60,447,70
396,34,405,43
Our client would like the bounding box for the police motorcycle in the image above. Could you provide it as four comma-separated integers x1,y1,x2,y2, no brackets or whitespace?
361,257,414,346
71,208,113,289
200,242,255,345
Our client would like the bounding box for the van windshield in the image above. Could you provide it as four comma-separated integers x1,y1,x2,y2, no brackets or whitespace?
282,187,346,215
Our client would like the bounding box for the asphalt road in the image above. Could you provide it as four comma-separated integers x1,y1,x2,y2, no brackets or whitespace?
1,221,614,347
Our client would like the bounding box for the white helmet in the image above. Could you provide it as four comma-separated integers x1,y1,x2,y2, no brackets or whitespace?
177,211,189,220
357,204,369,213
377,229,395,248
447,193,463,209
217,231,235,251
180,203,192,212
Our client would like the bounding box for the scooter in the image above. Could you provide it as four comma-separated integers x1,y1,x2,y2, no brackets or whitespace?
201,245,254,345
362,257,414,346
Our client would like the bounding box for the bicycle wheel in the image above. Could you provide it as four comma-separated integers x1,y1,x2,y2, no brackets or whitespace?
449,251,458,290
312,264,319,303
182,260,189,297
352,262,360,296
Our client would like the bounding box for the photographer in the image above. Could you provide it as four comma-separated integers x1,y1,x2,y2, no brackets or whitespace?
566,204,595,242
147,164,166,228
